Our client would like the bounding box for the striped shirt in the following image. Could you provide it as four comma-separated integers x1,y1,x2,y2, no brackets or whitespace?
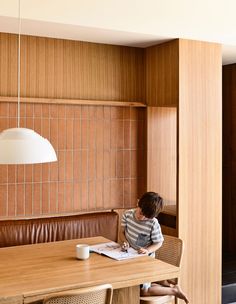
121,209,164,250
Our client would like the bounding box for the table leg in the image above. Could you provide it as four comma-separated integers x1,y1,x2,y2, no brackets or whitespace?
112,286,140,304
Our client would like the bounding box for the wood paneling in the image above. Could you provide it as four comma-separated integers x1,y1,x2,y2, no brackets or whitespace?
0,32,147,217
146,40,179,106
223,64,236,255
0,33,145,102
146,107,177,206
178,39,222,304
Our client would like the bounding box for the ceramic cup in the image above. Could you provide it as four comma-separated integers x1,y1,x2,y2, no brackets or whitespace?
76,244,90,260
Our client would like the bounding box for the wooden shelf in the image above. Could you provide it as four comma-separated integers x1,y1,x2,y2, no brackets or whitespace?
0,96,146,107
162,204,176,216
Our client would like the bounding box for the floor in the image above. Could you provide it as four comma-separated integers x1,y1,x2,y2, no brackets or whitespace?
222,254,236,304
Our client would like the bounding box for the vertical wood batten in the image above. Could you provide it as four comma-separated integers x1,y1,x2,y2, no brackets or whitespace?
146,40,179,107
146,107,177,206
178,39,222,304
0,33,145,102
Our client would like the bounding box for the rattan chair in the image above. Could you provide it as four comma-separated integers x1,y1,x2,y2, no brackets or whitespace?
140,235,183,304
43,284,113,304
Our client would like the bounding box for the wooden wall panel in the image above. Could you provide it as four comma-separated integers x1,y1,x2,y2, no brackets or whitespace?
0,33,145,102
146,107,177,206
223,64,236,255
0,103,146,218
0,32,147,218
178,39,222,304
0,33,17,96
146,40,179,106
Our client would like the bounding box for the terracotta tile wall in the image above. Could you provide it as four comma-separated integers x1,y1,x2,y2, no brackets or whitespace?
0,102,146,218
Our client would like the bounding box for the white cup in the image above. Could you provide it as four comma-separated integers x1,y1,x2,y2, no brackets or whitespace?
76,244,90,260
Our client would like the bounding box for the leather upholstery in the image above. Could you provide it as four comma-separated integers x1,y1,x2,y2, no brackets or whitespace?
0,212,119,248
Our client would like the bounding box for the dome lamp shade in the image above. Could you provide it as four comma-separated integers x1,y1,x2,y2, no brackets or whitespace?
0,128,57,164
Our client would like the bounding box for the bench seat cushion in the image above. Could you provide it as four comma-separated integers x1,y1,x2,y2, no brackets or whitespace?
0,211,119,248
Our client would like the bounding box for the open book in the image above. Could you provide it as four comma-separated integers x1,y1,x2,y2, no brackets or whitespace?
90,241,148,261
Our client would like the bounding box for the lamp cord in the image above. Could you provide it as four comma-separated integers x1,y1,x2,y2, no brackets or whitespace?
17,0,21,128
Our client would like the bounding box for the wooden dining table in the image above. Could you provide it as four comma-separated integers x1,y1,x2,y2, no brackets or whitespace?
0,236,179,304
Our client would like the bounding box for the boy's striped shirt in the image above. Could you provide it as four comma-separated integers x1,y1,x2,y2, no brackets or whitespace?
121,209,164,250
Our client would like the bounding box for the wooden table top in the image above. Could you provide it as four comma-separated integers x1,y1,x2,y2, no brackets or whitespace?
0,236,179,303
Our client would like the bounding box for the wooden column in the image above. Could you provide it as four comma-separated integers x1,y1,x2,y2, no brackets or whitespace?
146,39,222,303
178,39,222,304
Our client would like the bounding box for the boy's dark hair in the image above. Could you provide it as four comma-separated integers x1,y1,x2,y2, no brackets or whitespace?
138,192,163,219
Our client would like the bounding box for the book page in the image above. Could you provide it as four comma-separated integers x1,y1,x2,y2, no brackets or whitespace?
90,241,148,260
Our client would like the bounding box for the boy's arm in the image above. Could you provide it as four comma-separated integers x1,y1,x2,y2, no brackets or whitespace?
119,212,130,251
138,241,163,254
119,226,129,244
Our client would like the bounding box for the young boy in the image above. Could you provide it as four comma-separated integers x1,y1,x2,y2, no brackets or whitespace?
119,191,189,304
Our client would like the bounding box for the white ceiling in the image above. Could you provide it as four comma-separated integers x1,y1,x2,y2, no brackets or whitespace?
0,0,236,65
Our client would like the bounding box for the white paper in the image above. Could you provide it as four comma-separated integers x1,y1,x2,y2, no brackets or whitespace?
90,241,148,261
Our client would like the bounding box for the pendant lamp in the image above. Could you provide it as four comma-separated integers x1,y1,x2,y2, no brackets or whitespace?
0,0,57,164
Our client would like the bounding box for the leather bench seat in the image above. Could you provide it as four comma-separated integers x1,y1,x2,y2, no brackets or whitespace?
0,211,119,248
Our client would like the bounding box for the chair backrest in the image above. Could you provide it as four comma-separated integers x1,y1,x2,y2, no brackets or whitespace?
43,284,113,304
155,235,183,268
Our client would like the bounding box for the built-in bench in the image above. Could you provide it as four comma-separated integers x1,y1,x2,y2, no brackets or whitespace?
157,205,177,237
0,211,119,248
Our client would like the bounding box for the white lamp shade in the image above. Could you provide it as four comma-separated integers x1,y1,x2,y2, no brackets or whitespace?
0,128,57,164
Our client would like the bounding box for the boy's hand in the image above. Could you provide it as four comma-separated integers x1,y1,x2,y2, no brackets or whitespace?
121,242,129,252
138,247,149,254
